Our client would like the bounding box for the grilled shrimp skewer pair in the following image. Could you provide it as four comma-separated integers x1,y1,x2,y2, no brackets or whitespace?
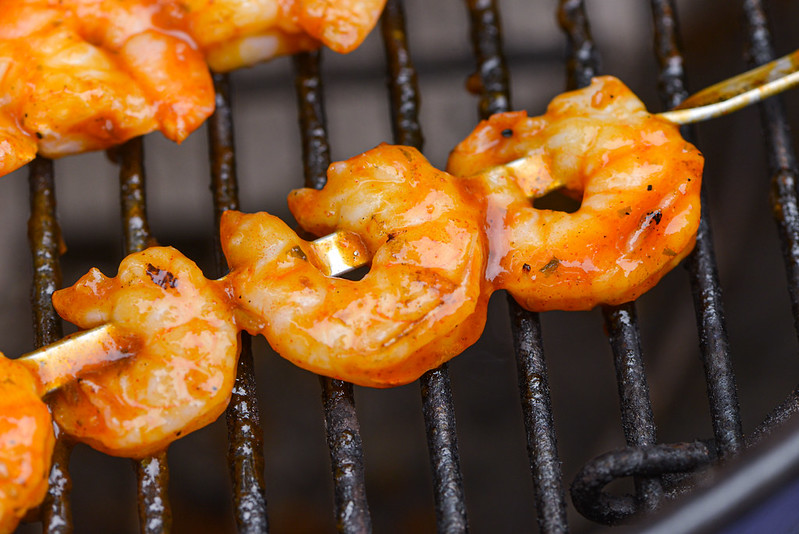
46,77,696,461
30,57,799,466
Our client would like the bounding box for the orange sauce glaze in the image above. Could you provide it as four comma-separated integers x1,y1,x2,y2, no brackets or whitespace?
177,0,387,72
221,144,491,388
448,76,704,311
0,0,387,177
0,354,54,534
0,0,214,177
49,247,240,458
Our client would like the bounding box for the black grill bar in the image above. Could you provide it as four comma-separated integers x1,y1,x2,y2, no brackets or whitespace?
556,0,599,92
293,51,331,191
602,304,663,512
419,366,469,533
293,50,373,533
208,72,269,533
507,301,569,533
28,156,74,534
381,0,423,149
571,442,711,525
381,3,469,531
28,157,63,348
119,138,157,253
743,0,799,341
650,0,744,462
319,378,372,533
555,0,743,522
464,0,510,118
118,138,174,533
465,1,569,532
558,0,670,522
134,453,171,534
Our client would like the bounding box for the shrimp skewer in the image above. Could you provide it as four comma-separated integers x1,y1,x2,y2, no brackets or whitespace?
42,64,797,453
48,246,241,458
447,76,704,311
222,144,491,388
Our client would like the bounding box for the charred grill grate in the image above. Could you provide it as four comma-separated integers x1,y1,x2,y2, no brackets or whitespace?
19,0,799,532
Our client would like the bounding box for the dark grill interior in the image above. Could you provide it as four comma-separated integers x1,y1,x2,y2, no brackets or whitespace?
5,0,799,532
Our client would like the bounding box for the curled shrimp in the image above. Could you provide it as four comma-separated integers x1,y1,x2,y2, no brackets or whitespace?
447,76,704,311
0,0,213,177
49,247,239,458
0,354,54,534
176,0,387,72
221,144,490,387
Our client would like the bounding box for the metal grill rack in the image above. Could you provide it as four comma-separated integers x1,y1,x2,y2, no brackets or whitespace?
8,0,799,532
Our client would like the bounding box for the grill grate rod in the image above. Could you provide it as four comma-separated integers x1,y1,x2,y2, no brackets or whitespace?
738,0,799,444
118,137,174,533
602,304,663,512
744,1,799,341
28,156,74,533
651,0,743,462
557,0,740,523
208,72,269,533
381,2,469,531
292,50,373,533
465,0,569,532
557,0,668,522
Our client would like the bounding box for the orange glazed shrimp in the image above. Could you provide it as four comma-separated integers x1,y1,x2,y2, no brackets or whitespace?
0,355,54,534
0,0,213,177
49,247,240,458
447,76,704,311
221,144,490,388
177,0,387,72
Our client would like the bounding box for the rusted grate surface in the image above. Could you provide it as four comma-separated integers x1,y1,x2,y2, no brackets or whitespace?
14,0,799,532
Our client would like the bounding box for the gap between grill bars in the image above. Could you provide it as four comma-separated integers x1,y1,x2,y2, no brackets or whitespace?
12,0,799,532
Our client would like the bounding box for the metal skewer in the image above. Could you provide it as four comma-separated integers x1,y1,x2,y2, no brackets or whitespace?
659,48,799,125
17,323,143,397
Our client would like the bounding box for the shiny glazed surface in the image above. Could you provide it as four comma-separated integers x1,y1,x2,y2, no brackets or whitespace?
448,76,704,311
180,0,387,72
49,247,240,458
221,144,490,388
0,0,214,177
0,354,54,534
0,0,385,177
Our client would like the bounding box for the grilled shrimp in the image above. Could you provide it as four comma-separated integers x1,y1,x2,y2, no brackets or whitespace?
49,247,239,458
447,76,704,311
0,354,54,534
177,0,387,71
221,144,490,388
0,0,213,177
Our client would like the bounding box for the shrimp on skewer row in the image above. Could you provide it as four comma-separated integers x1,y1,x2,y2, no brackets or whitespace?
0,0,214,178
447,76,704,311
221,144,491,388
48,247,240,458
